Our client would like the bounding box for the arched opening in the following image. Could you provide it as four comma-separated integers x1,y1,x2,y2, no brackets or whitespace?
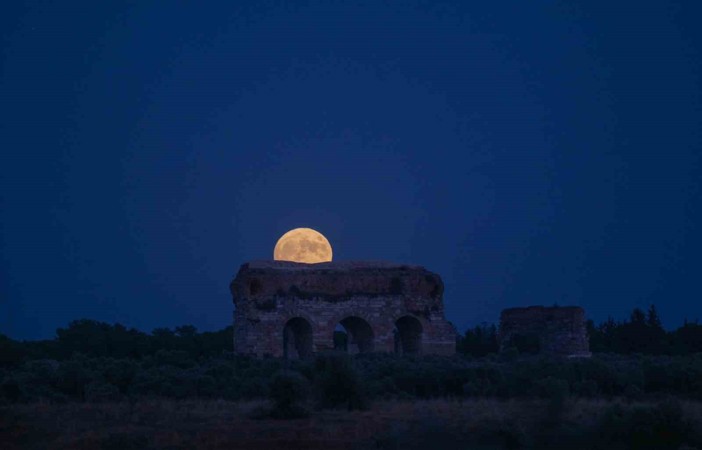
283,317,313,360
333,323,348,351
333,316,374,354
395,316,423,355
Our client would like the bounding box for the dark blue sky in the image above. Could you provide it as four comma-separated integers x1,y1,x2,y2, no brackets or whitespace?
2,1,700,340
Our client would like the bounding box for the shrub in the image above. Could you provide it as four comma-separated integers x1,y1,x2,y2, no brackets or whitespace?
534,376,570,425
152,350,195,368
535,376,570,400
84,381,121,402
56,358,94,399
0,377,22,402
268,370,310,418
500,346,520,362
597,399,700,449
572,379,599,397
314,353,368,410
0,334,23,367
196,374,218,397
101,432,149,450
624,384,644,401
638,400,690,445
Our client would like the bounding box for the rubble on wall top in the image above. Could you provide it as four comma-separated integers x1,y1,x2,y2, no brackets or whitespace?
244,260,426,271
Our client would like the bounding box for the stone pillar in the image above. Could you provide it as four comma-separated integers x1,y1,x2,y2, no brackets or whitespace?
498,306,591,357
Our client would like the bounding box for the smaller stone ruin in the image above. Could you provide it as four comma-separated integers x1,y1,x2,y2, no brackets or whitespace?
498,305,591,357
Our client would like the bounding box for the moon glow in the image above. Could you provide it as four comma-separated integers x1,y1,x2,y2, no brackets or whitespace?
274,228,333,264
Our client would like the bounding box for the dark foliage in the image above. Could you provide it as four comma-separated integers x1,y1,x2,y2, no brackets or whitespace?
2,314,701,445
0,310,701,411
267,370,310,418
314,353,368,410
2,304,700,368
2,348,702,411
456,323,498,357
0,320,233,366
587,305,702,355
595,399,701,450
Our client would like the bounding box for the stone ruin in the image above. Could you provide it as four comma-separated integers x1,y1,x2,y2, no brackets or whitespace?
230,260,457,358
498,305,591,357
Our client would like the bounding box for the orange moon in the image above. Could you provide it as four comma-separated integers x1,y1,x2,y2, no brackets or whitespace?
273,228,333,264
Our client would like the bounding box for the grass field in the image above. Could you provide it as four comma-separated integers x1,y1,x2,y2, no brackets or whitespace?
3,397,702,450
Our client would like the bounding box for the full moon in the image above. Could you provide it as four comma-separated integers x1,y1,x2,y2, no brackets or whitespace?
273,228,333,264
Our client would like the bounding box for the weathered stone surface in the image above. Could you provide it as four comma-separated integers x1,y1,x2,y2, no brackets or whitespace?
231,260,457,357
498,305,591,357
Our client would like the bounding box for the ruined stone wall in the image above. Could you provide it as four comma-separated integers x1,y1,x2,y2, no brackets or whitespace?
231,260,457,357
498,306,591,357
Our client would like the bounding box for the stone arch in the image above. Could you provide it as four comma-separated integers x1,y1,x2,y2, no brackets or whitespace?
333,316,375,354
283,317,313,360
280,309,318,328
330,309,376,327
394,315,423,355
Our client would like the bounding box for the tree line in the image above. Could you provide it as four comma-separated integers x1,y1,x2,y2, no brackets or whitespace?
1,304,701,366
0,320,233,366
457,305,702,357
3,307,702,448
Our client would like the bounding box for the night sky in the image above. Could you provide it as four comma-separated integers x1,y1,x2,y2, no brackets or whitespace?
2,1,700,340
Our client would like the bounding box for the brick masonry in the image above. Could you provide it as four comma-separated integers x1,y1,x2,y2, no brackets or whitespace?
498,305,591,357
230,260,457,357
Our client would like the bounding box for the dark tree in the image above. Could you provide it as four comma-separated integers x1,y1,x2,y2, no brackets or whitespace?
671,319,702,354
0,334,22,367
457,323,498,357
